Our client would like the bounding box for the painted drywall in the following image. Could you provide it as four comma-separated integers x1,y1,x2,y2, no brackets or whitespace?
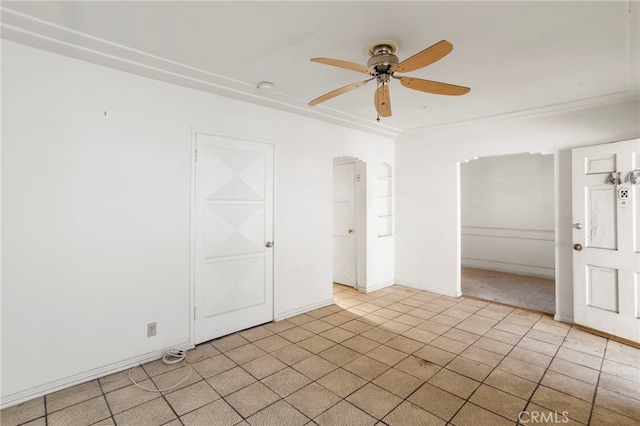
460,153,555,278
1,40,394,406
395,99,640,323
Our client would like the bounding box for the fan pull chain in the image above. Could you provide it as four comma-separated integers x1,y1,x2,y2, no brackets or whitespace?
376,80,382,122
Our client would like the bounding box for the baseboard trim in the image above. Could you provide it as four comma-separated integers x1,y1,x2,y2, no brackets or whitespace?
553,313,573,324
394,280,461,298
1,341,194,410
364,280,395,293
461,259,555,279
274,298,335,321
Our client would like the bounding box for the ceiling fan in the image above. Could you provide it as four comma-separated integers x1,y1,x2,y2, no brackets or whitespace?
308,40,470,121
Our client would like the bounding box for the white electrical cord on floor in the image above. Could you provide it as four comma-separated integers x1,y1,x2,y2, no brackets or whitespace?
129,349,193,392
162,349,188,364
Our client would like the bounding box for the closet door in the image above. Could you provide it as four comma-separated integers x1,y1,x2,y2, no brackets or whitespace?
194,133,274,343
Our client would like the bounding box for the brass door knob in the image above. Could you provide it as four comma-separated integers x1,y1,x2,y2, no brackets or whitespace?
573,243,583,252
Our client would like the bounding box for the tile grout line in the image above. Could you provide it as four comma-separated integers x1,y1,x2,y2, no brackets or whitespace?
195,352,247,424
164,348,247,424
437,309,633,425
96,375,116,426
279,299,394,423
515,323,620,424
323,290,510,423
202,367,246,425
220,352,308,424
518,325,566,424
43,394,48,426
41,383,110,426
206,327,334,424
345,289,505,422
585,343,606,425
432,302,530,424
12,285,637,426
394,305,484,423
184,296,496,420
147,302,622,424
323,288,437,423
357,291,609,425
405,295,513,419
157,381,184,425
229,288,434,423
412,297,537,422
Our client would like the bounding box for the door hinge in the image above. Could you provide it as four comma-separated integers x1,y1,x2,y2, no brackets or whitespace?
356,174,361,182
195,148,198,162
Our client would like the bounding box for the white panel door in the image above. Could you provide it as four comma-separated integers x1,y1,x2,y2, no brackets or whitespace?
194,133,273,344
333,162,357,286
572,139,640,343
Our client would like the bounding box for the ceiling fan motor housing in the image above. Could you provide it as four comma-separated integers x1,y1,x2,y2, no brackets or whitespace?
367,44,399,74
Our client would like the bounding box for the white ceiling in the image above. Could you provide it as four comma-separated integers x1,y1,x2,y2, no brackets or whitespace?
2,1,638,137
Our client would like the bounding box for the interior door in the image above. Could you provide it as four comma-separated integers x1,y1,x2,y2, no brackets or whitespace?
333,162,357,286
572,139,640,343
194,133,274,344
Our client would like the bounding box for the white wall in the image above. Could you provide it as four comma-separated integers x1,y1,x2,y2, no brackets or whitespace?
396,99,640,323
461,153,555,278
1,40,394,407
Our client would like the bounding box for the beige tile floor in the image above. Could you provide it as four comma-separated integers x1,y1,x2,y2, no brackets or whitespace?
3,284,639,426
462,267,556,314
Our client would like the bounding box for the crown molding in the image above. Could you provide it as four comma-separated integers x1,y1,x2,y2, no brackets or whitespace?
1,8,401,139
404,91,639,135
3,6,635,140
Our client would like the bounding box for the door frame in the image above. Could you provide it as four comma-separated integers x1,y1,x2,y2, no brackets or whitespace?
333,156,367,291
456,152,558,314
189,128,276,345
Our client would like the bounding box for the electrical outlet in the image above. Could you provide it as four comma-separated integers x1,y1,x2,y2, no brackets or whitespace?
147,322,157,337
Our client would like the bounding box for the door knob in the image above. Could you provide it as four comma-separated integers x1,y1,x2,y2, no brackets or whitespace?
573,243,583,252
348,229,353,234
573,223,583,230
265,241,273,248
607,172,621,185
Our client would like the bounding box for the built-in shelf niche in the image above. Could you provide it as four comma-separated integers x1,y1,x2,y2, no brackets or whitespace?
378,163,394,237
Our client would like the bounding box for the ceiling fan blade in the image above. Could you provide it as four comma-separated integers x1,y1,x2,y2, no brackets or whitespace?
308,79,372,106
311,58,374,75
374,85,392,117
400,77,470,96
391,40,453,73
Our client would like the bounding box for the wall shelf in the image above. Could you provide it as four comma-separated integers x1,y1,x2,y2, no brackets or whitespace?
378,163,394,237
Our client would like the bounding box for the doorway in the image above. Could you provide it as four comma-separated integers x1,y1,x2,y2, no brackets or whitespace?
333,157,366,289
459,153,556,313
